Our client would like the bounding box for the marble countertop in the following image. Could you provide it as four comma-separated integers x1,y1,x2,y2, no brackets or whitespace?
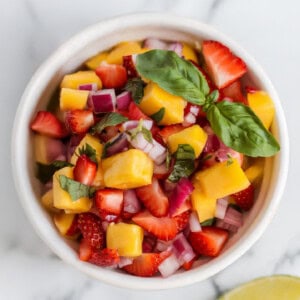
1,0,299,299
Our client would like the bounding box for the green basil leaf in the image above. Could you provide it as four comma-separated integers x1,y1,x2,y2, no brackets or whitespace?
91,112,128,134
78,143,97,164
141,127,153,143
59,175,95,201
136,50,209,105
206,101,280,157
150,107,165,123
125,77,145,104
168,144,195,182
36,161,73,184
201,218,215,226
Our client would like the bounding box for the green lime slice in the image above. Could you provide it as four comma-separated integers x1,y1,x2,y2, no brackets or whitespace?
218,275,300,300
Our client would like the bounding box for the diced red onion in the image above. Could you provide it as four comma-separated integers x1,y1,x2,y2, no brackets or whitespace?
168,178,194,217
118,257,133,268
167,42,183,56
104,133,128,157
215,198,229,219
90,89,116,113
189,211,202,232
66,134,84,161
148,140,167,165
153,162,169,176
122,120,153,131
223,207,243,227
215,219,239,233
44,137,66,163
78,83,98,91
172,233,196,264
116,91,132,111
164,181,177,194
203,125,220,153
44,180,53,191
143,38,168,50
190,106,200,116
158,253,181,277
155,240,172,252
123,190,141,214
183,112,196,126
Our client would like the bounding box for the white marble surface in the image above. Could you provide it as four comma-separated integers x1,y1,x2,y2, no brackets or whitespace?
1,0,299,299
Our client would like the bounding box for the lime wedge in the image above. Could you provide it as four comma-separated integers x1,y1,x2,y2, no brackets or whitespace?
218,275,300,300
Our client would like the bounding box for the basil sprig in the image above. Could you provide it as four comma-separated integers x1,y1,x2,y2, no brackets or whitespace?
125,77,145,104
150,107,165,123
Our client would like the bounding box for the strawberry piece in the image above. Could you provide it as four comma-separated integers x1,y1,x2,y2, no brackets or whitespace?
66,215,80,237
188,226,229,257
77,213,104,249
182,257,196,270
132,210,177,241
73,154,97,185
173,210,190,232
220,80,247,105
89,248,120,267
79,238,93,261
135,178,169,217
231,184,255,211
158,124,184,143
127,102,149,120
95,63,127,89
30,111,68,138
142,235,157,253
95,189,124,220
123,55,138,77
65,109,94,134
202,40,247,89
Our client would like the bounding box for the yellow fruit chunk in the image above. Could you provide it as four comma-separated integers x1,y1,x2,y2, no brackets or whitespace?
182,43,198,63
85,52,108,70
106,41,143,65
107,222,143,257
247,91,275,129
191,187,216,222
70,134,103,165
60,88,89,111
193,159,250,199
167,125,207,157
102,149,153,189
41,189,59,213
53,166,92,212
92,164,105,188
60,71,102,90
245,158,265,187
53,212,76,236
138,82,185,125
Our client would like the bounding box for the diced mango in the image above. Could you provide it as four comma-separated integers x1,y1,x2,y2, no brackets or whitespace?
106,222,143,257
53,166,92,212
70,134,103,165
33,134,55,164
193,159,250,199
106,41,143,65
167,125,207,157
92,164,105,188
102,149,153,189
85,52,108,70
182,43,198,63
245,158,265,187
60,88,89,111
138,82,185,125
191,187,216,222
247,91,275,129
60,71,102,90
53,212,76,236
41,189,59,213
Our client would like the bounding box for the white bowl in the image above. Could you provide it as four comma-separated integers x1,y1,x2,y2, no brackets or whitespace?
11,13,289,290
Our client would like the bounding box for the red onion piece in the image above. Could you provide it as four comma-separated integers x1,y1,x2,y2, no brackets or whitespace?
118,257,133,268
172,233,196,264
155,240,172,252
167,42,183,56
78,83,98,91
66,134,84,161
168,178,194,217
203,125,220,153
104,133,128,157
164,180,177,194
215,198,229,219
153,162,169,176
116,91,132,111
183,112,196,126
90,89,116,113
148,140,167,165
158,253,181,278
123,190,141,214
143,38,168,50
215,219,239,233
190,106,200,116
43,137,66,163
223,207,243,227
122,120,153,131
189,211,202,232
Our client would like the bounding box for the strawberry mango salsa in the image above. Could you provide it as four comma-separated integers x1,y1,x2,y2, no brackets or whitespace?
31,38,280,277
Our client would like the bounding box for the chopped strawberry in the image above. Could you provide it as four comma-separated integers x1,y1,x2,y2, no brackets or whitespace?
73,154,97,185
95,63,127,89
132,210,177,241
79,238,93,261
188,226,229,257
123,55,138,77
220,80,247,105
127,102,149,120
231,184,255,211
182,257,196,270
65,109,94,134
173,210,190,232
30,111,68,138
142,235,157,253
89,248,120,267
135,178,169,217
66,215,80,237
123,253,166,277
95,189,124,220
171,199,192,217
153,162,170,180
202,41,247,89
158,124,184,143
77,213,104,249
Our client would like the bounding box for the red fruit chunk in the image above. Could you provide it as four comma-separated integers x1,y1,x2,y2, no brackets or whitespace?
95,63,127,89
132,210,177,241
158,124,184,143
65,109,94,134
31,111,68,138
89,248,120,267
123,55,138,77
127,102,149,120
188,226,229,257
66,215,79,236
182,257,197,270
173,210,190,232
77,213,104,249
202,41,247,89
220,80,247,105
231,184,255,211
136,178,169,217
73,154,97,185
79,238,93,261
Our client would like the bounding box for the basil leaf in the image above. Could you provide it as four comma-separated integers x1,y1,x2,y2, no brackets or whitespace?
59,175,95,201
78,143,97,164
141,127,153,143
91,112,128,134
201,218,215,226
206,101,280,157
150,107,165,123
125,77,145,104
136,50,209,105
168,144,195,182
36,161,73,184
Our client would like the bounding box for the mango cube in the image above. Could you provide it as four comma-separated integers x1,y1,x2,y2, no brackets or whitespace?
193,159,250,199
53,212,76,236
60,71,102,90
85,52,108,70
182,43,199,63
167,125,207,157
245,158,265,186
138,82,186,125
53,166,92,212
41,189,59,213
247,91,275,129
106,222,143,257
60,88,89,111
92,164,105,188
102,149,153,189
